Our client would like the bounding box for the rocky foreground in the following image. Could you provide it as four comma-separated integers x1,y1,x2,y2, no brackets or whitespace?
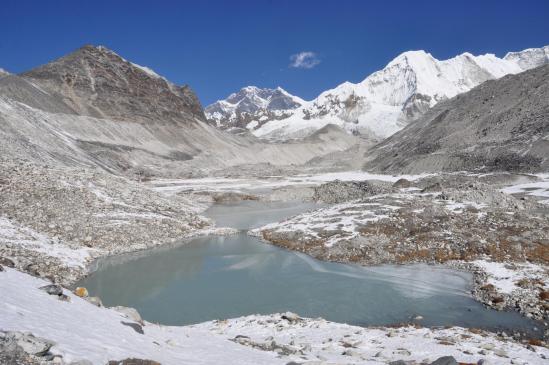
1,166,549,363
2,268,548,365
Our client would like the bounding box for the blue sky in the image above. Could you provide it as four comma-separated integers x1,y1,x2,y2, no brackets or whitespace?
1,0,548,105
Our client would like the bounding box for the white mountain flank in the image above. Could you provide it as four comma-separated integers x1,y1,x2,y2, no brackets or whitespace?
207,45,549,140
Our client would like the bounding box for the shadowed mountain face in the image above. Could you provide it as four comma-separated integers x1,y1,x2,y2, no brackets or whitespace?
19,45,205,123
364,64,549,174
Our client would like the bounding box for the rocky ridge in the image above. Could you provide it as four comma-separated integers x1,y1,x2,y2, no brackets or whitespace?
20,45,205,122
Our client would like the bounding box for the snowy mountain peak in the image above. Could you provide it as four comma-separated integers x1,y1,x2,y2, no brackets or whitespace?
208,45,548,140
386,50,434,68
205,86,305,131
0,68,9,77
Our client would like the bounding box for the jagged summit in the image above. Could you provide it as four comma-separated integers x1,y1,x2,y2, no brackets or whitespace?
20,44,204,122
385,50,434,68
504,45,549,70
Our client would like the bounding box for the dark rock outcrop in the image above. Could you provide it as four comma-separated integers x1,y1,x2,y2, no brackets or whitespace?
21,45,205,123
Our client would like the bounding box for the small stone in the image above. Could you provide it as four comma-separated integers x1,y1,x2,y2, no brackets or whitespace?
121,321,144,335
0,264,4,272
342,349,361,357
281,312,301,323
395,349,411,356
74,287,89,298
57,294,71,302
39,284,63,296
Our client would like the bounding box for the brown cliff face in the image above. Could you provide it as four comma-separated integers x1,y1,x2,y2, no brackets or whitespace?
21,45,205,123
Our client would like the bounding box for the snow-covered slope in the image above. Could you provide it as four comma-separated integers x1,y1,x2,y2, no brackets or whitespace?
2,268,548,364
0,68,9,77
205,86,306,133
211,46,548,141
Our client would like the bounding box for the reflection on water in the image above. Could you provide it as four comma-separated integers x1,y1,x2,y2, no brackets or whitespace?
78,201,541,335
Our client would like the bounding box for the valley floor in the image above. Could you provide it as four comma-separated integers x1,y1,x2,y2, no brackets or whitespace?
1,164,549,364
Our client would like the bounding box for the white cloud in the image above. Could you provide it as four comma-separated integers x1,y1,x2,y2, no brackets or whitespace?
289,51,320,69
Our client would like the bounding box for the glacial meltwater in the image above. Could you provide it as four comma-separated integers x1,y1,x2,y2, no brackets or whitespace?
78,201,542,335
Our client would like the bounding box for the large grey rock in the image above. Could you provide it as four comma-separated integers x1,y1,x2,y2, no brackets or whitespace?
1,331,55,357
430,356,458,365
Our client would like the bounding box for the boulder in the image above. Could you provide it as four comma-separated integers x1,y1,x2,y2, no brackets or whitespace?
430,356,458,365
0,257,15,268
393,178,412,188
85,296,103,307
7,332,54,356
111,306,143,325
107,359,160,365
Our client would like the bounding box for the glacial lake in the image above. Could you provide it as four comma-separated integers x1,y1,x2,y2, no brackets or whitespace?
78,200,542,335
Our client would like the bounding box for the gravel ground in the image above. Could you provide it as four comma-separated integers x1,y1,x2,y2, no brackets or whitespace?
0,160,213,285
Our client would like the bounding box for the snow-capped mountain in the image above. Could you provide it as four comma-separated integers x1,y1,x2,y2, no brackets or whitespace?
208,46,548,140
205,86,306,133
0,68,9,77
